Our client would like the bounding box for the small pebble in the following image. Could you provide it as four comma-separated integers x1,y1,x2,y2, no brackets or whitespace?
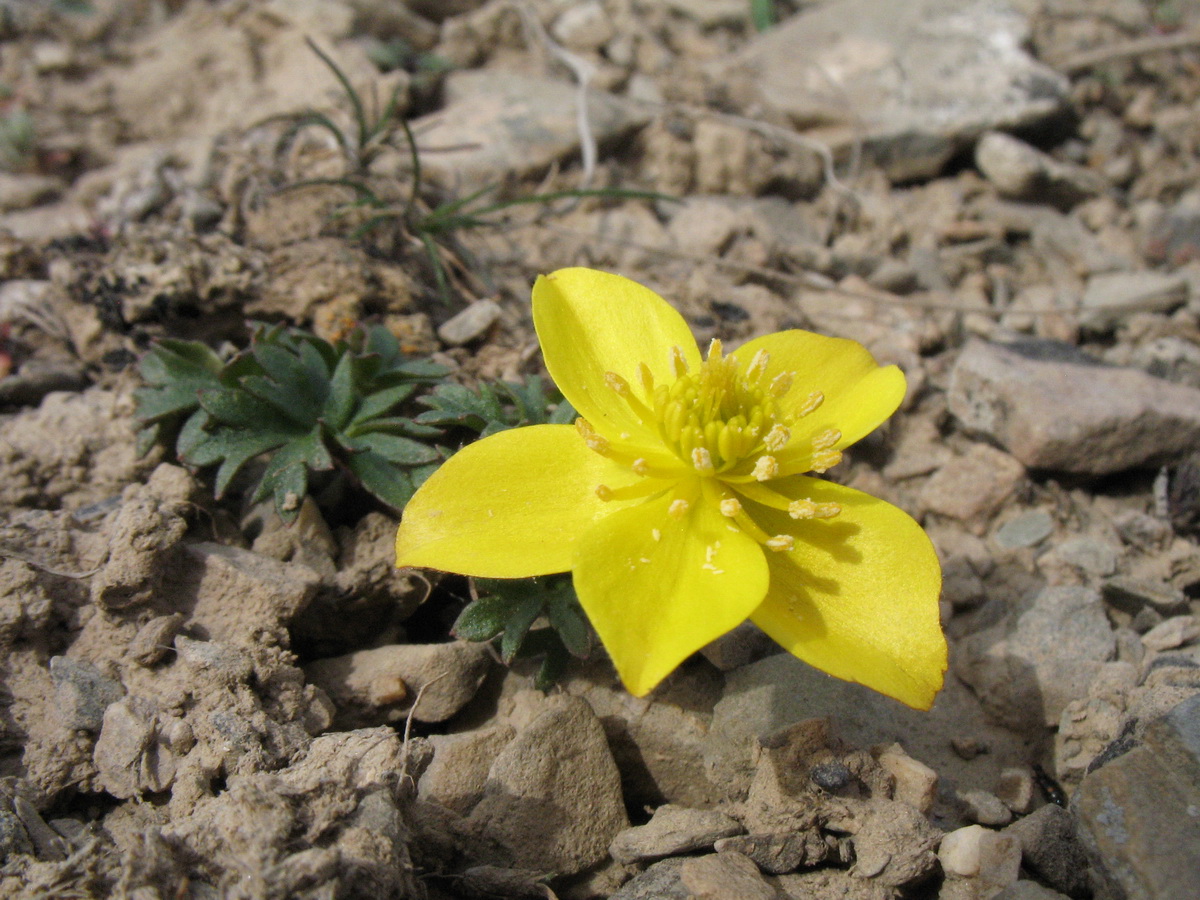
810,761,851,791
437,299,501,346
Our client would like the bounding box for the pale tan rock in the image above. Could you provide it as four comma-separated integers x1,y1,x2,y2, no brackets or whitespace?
920,444,1026,533
877,743,938,814
680,851,779,900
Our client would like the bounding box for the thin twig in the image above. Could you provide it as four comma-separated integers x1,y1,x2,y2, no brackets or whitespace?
1059,28,1200,76
0,544,104,579
516,2,597,197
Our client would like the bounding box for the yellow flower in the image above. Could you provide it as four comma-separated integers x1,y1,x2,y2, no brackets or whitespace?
395,268,947,708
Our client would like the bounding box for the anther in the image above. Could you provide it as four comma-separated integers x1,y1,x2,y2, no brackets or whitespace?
812,428,841,451
669,345,689,377
668,498,690,519
769,372,793,397
595,484,614,501
747,349,770,381
719,498,742,517
604,371,633,397
797,390,824,416
576,418,610,454
632,458,650,476
651,528,662,542
765,535,795,552
810,449,843,474
691,447,716,475
752,455,779,481
764,424,791,452
638,361,655,396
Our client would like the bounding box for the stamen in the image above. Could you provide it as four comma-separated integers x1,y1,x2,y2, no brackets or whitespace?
765,535,795,552
707,338,723,361
691,447,715,475
595,481,671,502
719,498,742,517
604,372,633,397
668,499,690,519
747,349,770,381
797,390,824,416
770,373,793,397
638,361,655,396
595,484,613,501
752,455,779,481
812,428,841,451
576,418,610,454
632,458,650,476
670,345,689,377
809,449,843,474
764,424,791,452
789,499,842,519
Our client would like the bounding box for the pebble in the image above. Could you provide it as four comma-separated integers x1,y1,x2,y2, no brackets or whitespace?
958,788,1013,827
949,339,1200,475
993,509,1055,550
1102,575,1190,616
1004,804,1091,899
1141,615,1200,652
608,858,688,900
1080,270,1189,333
550,1,615,51
467,696,628,877
919,444,1026,533
939,825,1022,894
713,831,830,875
419,724,515,814
993,768,1035,815
877,743,938,814
609,804,743,865
48,656,124,733
303,641,490,726
128,613,185,667
975,131,1103,210
679,851,780,900
1045,536,1120,579
436,299,501,346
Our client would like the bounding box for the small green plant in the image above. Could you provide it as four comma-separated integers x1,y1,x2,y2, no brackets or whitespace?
453,574,592,690
135,321,447,522
416,376,576,437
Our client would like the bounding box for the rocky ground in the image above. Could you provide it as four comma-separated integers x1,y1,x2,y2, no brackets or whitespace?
0,0,1199,897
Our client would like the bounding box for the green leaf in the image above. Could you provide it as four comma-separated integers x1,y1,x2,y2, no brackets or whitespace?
535,640,570,691
185,428,290,498
547,399,577,425
500,593,544,664
453,594,512,642
352,383,418,424
135,423,161,458
323,351,356,431
416,383,505,432
345,449,415,511
199,388,306,432
175,408,212,459
546,587,591,658
347,432,439,465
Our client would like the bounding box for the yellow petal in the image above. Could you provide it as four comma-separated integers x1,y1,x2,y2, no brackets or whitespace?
573,482,769,696
395,424,641,577
746,477,946,710
734,330,906,454
533,268,702,445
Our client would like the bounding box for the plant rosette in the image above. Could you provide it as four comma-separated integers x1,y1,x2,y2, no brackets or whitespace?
396,268,947,708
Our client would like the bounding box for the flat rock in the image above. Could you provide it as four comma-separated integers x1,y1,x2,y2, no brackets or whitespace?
1080,270,1189,333
956,586,1116,729
919,443,1026,533
466,695,628,877
412,70,652,191
994,510,1055,550
679,851,779,900
718,0,1067,180
1072,694,1200,900
419,724,515,814
303,641,490,726
609,857,689,900
948,340,1200,474
609,804,743,865
436,299,502,346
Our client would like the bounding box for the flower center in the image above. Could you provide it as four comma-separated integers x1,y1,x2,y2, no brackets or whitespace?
580,339,844,551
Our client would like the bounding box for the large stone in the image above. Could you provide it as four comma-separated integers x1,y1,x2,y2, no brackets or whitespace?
956,587,1116,729
718,0,1067,181
1072,694,1200,900
948,340,1200,474
1004,804,1091,898
466,695,628,877
411,71,652,191
1080,271,1189,333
